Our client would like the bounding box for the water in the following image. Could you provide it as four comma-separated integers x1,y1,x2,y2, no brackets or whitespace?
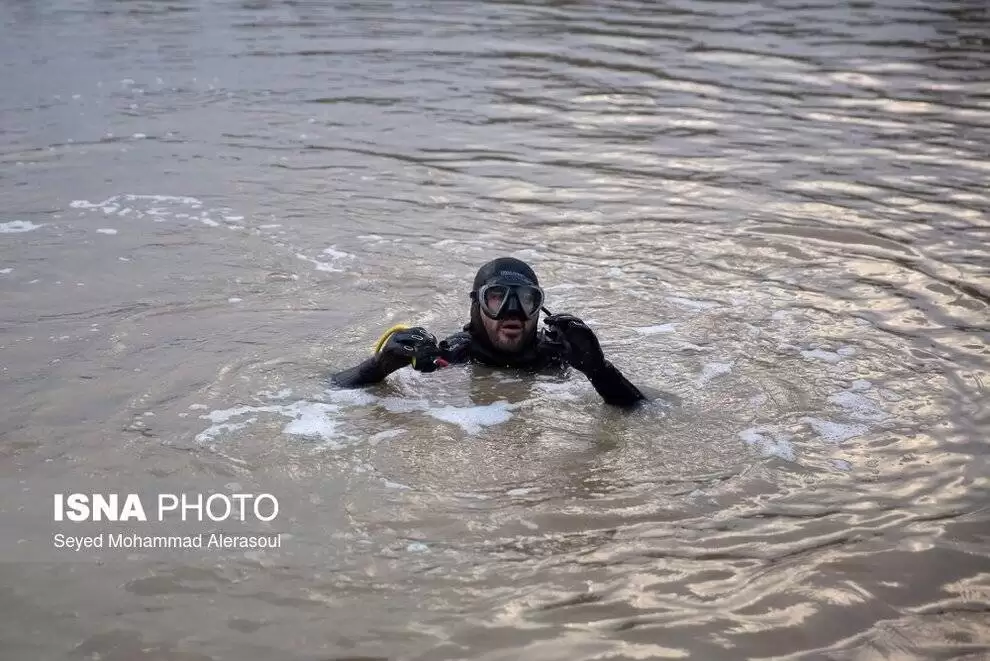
2,0,989,659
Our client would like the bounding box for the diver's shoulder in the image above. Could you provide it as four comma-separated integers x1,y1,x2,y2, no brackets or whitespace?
438,330,473,361
535,331,567,363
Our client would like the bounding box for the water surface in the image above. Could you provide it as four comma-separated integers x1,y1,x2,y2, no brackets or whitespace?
1,0,989,659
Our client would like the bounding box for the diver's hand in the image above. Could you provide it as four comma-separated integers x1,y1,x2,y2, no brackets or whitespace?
376,326,443,373
543,313,606,375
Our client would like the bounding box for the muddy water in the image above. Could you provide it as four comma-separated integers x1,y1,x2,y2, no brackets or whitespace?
1,0,989,659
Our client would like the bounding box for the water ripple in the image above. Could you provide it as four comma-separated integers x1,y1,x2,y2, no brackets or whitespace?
1,0,988,659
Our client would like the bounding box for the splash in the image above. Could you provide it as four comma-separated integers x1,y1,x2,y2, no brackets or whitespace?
739,427,796,461
696,361,733,386
196,388,519,445
801,417,869,443
0,221,43,233
423,402,515,435
634,324,678,335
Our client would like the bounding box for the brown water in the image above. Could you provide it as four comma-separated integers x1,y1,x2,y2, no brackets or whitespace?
2,0,989,659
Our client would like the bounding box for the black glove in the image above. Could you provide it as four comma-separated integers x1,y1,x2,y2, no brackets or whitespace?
543,313,607,375
376,326,444,373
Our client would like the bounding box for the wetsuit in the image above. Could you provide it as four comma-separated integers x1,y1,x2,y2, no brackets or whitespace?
331,322,646,408
331,256,647,408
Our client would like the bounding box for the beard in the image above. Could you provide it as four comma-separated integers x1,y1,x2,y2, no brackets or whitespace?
487,316,535,352
491,330,528,352
469,304,539,360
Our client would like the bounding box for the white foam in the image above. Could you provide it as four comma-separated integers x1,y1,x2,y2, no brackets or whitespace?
383,479,411,490
697,361,733,386
801,417,869,443
71,194,202,209
381,397,431,414
514,248,546,260
801,346,857,363
535,380,583,401
228,297,242,303
406,542,429,553
800,349,844,363
321,245,353,260
675,340,710,352
739,427,795,461
196,401,343,444
259,223,281,229
279,401,340,442
424,402,516,434
201,404,279,424
325,388,378,406
71,194,253,234
370,429,406,444
828,390,890,421
634,323,677,335
668,296,720,310
258,388,293,400
197,418,258,443
0,221,42,233
453,492,491,501
297,253,342,273
296,245,354,273
198,386,518,446
96,228,118,235
507,487,539,496
0,268,11,275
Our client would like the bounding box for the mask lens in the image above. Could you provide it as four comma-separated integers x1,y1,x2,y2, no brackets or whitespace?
482,285,509,316
516,286,541,315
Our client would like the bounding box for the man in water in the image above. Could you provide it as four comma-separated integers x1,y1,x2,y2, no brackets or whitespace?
331,257,646,407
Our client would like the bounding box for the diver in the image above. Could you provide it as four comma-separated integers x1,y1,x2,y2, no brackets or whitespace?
331,257,646,407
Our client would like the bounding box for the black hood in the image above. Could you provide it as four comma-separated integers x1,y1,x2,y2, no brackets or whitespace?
471,256,539,290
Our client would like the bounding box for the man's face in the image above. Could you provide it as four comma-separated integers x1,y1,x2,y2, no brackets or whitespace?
480,310,537,352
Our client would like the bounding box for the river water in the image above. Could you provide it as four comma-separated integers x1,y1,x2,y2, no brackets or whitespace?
1,0,989,659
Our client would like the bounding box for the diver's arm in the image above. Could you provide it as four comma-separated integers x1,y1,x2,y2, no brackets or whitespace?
543,313,647,408
330,355,395,388
330,326,443,389
584,361,647,408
